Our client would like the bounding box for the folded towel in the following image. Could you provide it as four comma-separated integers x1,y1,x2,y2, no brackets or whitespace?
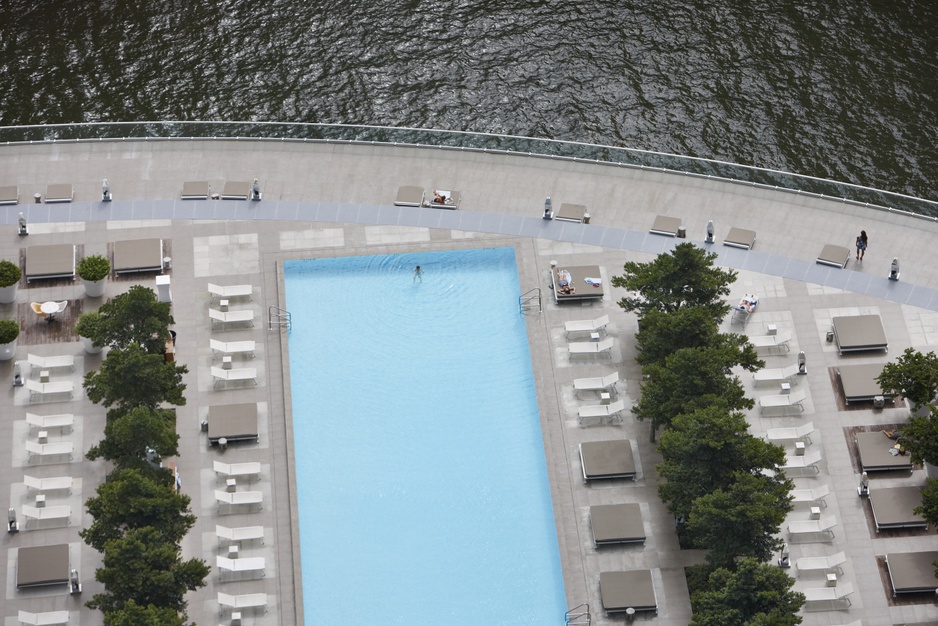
584,277,601,286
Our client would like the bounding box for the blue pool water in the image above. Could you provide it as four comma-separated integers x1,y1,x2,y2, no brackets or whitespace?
285,247,566,625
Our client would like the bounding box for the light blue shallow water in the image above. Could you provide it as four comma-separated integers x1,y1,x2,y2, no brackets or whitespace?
285,247,565,626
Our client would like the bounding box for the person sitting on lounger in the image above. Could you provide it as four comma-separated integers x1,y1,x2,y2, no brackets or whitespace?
557,269,572,287
432,190,446,204
882,428,907,444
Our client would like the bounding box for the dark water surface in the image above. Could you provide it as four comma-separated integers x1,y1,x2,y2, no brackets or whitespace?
0,1,935,201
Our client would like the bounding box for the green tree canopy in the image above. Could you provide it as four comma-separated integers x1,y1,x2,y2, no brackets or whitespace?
686,471,794,568
87,527,209,615
87,406,179,470
877,347,938,409
81,468,196,551
633,345,757,435
690,558,804,626
915,479,938,528
658,406,787,521
91,285,175,354
636,305,763,368
101,600,189,626
898,406,938,467
611,242,737,320
84,344,187,413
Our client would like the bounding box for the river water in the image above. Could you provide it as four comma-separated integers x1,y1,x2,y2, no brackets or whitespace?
0,1,934,202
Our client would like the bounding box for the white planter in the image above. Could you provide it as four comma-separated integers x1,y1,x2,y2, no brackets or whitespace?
0,284,17,305
926,462,938,480
0,338,16,361
81,336,102,355
84,277,107,298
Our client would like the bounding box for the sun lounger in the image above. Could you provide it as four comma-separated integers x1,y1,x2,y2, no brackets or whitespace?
181,180,210,200
24,244,76,282
25,413,74,432
579,440,636,481
113,238,164,275
803,582,853,608
788,516,837,540
207,402,259,444
25,441,74,461
208,283,253,301
394,185,424,207
564,314,610,336
795,551,846,575
213,460,261,480
649,214,682,237
427,189,460,209
209,308,255,327
554,203,587,223
730,293,759,325
753,363,801,385
816,244,850,268
217,592,268,611
22,504,71,526
26,354,75,371
552,265,605,303
855,431,914,472
759,389,806,415
831,314,888,355
216,555,266,576
749,333,791,352
216,524,265,545
791,484,830,507
220,181,250,200
599,570,658,615
0,185,18,205
766,421,815,444
723,227,757,250
885,551,938,595
573,371,619,397
569,337,614,357
215,490,263,510
23,475,73,493
25,379,74,401
590,503,645,546
44,183,73,203
837,363,890,403
210,339,256,358
17,611,70,626
578,399,626,424
211,366,258,387
781,449,822,473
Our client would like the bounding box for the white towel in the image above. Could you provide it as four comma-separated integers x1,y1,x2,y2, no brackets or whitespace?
584,277,601,285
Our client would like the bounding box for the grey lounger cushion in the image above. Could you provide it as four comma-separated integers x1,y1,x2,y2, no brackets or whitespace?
394,186,424,207
855,431,913,472
600,570,657,614
181,180,210,199
886,551,938,594
114,238,163,274
816,244,850,268
44,183,73,203
554,203,586,223
208,402,259,444
428,189,460,209
870,486,926,531
590,503,645,546
221,181,250,200
24,243,75,281
579,440,636,481
649,215,681,236
0,184,19,204
723,227,756,249
16,544,69,588
837,363,889,403
831,314,888,354
552,265,604,303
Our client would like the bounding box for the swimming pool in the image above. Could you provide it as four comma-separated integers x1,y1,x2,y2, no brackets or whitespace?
285,247,565,625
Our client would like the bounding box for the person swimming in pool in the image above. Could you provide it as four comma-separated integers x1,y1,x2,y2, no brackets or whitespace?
413,265,423,283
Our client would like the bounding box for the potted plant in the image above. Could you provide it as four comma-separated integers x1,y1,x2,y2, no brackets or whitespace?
899,407,938,478
78,254,110,297
0,259,22,304
877,348,938,417
0,318,20,360
75,312,104,354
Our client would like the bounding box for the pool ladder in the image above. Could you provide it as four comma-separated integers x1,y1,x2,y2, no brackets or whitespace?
565,603,591,625
268,305,292,332
519,288,542,314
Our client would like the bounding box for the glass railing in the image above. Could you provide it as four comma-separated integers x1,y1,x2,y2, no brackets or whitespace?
0,121,935,219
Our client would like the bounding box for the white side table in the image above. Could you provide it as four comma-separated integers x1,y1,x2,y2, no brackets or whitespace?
600,392,612,405
590,332,601,342
35,494,46,508
226,478,237,493
37,430,48,444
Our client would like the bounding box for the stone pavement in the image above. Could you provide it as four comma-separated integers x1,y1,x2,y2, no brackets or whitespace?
0,140,936,625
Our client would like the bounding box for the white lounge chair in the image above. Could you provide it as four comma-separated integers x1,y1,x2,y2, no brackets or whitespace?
25,412,74,432
569,337,615,357
216,524,265,545
26,353,75,371
788,516,837,539
217,592,268,611
749,333,792,352
209,308,255,327
23,475,73,493
573,371,619,396
759,390,807,415
216,555,266,576
22,504,71,526
753,363,801,385
781,449,822,474
215,490,263,510
766,421,815,443
213,460,262,480
578,399,626,424
210,338,256,358
208,283,253,301
803,582,853,608
564,314,610,336
795,550,847,575
17,611,70,626
211,366,258,387
791,484,831,507
25,379,74,401
25,440,74,461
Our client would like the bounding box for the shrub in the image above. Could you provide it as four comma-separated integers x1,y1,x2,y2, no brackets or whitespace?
0,318,20,344
76,312,104,340
0,260,22,287
78,255,111,282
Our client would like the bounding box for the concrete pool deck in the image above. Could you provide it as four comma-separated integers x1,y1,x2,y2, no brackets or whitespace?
0,140,936,624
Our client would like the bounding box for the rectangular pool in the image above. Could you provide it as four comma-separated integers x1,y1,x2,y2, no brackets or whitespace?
285,247,565,625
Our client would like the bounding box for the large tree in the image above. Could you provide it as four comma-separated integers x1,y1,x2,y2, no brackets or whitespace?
81,468,196,551
658,406,787,521
686,471,794,568
84,344,187,414
101,600,189,626
877,347,938,410
636,305,762,367
87,406,179,470
690,558,804,626
611,242,737,320
91,285,175,354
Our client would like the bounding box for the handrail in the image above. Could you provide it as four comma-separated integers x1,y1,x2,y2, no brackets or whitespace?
565,602,591,625
268,305,291,333
0,121,934,218
519,288,542,315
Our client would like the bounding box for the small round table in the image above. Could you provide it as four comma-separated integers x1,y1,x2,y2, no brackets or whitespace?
40,301,58,322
